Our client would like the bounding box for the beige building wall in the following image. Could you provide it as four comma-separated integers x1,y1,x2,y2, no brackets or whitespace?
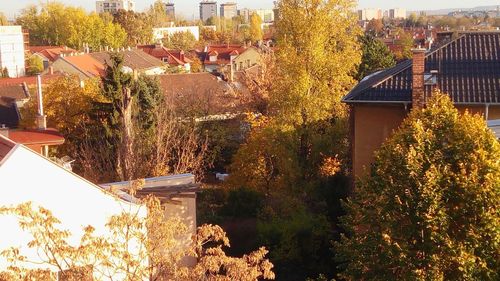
233,48,261,71
352,103,500,179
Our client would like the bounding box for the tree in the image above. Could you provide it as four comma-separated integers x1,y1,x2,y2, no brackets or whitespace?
337,93,500,280
25,55,44,76
18,75,103,158
0,12,8,25
148,0,171,27
81,54,210,183
366,19,383,36
356,35,396,80
163,31,197,50
249,13,263,43
15,3,126,50
227,0,361,279
0,193,275,280
394,29,414,61
113,10,153,46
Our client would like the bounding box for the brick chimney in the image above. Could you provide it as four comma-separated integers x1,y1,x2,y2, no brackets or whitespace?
411,48,426,109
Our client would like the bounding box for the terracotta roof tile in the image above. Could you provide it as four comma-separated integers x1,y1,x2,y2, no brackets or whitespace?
8,128,65,146
0,134,16,162
63,55,106,77
0,74,62,87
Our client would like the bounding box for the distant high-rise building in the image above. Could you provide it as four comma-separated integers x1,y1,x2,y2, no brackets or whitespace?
96,0,135,14
0,26,25,78
220,2,237,19
164,2,175,19
389,8,407,19
255,9,275,23
358,9,383,21
200,1,217,22
238,8,252,23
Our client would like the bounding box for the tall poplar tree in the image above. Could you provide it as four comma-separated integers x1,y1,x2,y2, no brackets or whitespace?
337,93,500,280
227,0,361,279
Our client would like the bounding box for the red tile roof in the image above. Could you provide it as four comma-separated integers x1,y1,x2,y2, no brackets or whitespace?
29,46,77,62
0,134,16,162
0,74,63,87
63,55,106,77
137,45,192,66
8,128,65,146
203,45,248,65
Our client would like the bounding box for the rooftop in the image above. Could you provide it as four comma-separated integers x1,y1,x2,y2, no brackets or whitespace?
343,32,500,104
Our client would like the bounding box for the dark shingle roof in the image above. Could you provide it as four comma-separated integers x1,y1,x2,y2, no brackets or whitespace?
0,84,30,128
343,32,500,104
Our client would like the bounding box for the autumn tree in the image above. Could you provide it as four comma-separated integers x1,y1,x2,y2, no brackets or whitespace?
394,29,414,61
19,75,103,159
25,55,44,76
113,10,153,46
0,12,8,25
337,93,500,280
249,13,263,43
163,31,197,50
366,18,383,36
227,0,361,279
0,193,275,280
356,35,396,80
148,0,172,27
16,3,126,50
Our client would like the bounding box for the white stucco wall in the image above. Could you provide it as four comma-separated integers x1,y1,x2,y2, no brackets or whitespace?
0,144,145,274
0,26,26,78
153,26,200,41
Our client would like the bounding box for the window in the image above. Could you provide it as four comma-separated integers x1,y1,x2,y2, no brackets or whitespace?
424,70,438,85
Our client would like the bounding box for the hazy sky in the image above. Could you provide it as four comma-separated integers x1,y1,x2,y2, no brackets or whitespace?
1,0,499,19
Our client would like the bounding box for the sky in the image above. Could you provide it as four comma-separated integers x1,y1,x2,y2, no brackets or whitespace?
0,0,499,19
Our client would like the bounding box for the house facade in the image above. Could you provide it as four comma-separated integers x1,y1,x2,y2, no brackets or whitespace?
0,26,26,78
202,45,261,74
343,32,500,179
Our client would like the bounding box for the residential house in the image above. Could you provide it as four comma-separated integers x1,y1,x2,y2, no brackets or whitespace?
0,26,26,78
50,49,166,79
101,173,199,266
153,26,200,41
0,133,201,274
200,45,261,74
158,72,237,116
343,31,500,179
137,44,192,72
0,83,30,128
28,46,77,70
0,75,65,156
0,133,145,276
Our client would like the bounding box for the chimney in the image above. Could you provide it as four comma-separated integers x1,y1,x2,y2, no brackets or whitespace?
48,66,54,75
411,48,426,109
36,75,47,130
0,124,8,138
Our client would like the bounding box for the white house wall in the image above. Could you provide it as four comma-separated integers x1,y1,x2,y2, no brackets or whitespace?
0,145,145,273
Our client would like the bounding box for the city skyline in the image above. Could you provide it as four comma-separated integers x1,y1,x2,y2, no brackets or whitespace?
0,0,499,19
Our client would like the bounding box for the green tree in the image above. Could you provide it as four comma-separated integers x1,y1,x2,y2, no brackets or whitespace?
337,93,500,280
356,35,396,80
25,55,44,76
249,13,263,43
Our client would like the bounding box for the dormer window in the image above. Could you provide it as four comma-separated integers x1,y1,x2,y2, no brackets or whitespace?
424,70,438,85
208,51,218,62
